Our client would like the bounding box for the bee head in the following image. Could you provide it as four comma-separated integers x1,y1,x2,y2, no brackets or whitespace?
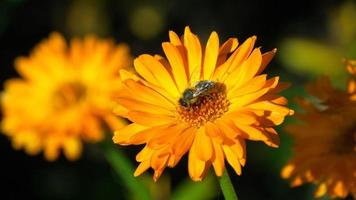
179,88,195,107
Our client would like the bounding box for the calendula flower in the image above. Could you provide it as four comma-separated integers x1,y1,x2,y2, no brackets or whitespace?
1,33,131,161
113,26,293,181
281,64,356,199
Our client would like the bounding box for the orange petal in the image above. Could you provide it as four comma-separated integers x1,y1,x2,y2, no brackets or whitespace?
113,123,148,144
257,48,277,75
162,42,188,92
228,74,267,99
213,36,256,82
129,124,173,145
188,143,207,181
193,127,213,161
224,48,262,89
122,79,174,109
134,54,180,97
117,97,174,115
222,144,242,175
134,160,151,177
183,26,202,84
169,30,183,46
203,31,219,80
171,127,196,158
212,139,225,176
63,137,82,161
127,111,175,126
147,124,186,149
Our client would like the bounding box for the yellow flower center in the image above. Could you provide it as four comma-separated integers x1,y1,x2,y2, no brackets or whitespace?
53,82,87,109
177,81,229,127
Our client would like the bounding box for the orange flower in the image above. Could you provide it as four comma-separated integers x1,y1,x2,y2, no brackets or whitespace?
282,64,356,199
1,33,131,161
113,27,293,181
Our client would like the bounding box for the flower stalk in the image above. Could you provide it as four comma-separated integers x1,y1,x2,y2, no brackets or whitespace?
102,141,154,200
218,169,238,200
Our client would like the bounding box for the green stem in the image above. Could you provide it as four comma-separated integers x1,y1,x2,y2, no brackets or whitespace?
218,169,238,200
102,141,154,200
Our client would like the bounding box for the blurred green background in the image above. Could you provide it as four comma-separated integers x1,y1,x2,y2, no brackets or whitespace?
0,0,355,199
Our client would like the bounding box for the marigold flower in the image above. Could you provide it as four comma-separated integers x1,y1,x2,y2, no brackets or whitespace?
113,27,293,181
1,33,131,161
282,64,356,199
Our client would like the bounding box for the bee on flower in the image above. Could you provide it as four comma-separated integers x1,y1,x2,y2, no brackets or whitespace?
113,26,293,181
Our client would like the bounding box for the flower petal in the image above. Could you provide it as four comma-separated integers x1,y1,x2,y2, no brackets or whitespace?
127,111,175,126
162,42,188,92
193,127,213,161
113,123,148,144
212,139,225,176
183,26,202,84
188,143,207,181
224,48,262,89
134,54,180,97
203,31,219,80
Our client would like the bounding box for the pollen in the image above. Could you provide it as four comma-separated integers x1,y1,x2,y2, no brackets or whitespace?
177,83,230,127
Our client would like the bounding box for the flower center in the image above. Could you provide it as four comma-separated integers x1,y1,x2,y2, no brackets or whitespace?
177,81,229,127
332,124,356,154
53,82,87,109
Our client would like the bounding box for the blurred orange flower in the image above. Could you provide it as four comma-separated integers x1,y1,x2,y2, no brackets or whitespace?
282,61,356,199
1,33,131,161
113,27,293,181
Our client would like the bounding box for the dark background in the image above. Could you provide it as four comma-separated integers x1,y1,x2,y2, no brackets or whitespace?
0,0,352,199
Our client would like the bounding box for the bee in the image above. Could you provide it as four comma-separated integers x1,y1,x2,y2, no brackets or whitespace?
179,80,216,107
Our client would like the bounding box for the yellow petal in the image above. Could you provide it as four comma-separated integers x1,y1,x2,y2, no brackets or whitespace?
122,79,174,109
314,183,327,197
224,48,262,89
134,54,180,97
113,123,148,144
147,124,186,149
63,137,82,161
162,42,188,92
193,127,213,161
188,143,207,181
222,144,242,175
224,111,257,125
129,124,174,145
203,31,219,80
171,127,196,158
127,111,175,126
136,145,153,162
281,164,295,178
134,160,151,177
228,74,267,99
183,26,202,84
117,97,173,115
229,88,270,110
169,30,182,45
213,36,256,82
212,139,225,176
